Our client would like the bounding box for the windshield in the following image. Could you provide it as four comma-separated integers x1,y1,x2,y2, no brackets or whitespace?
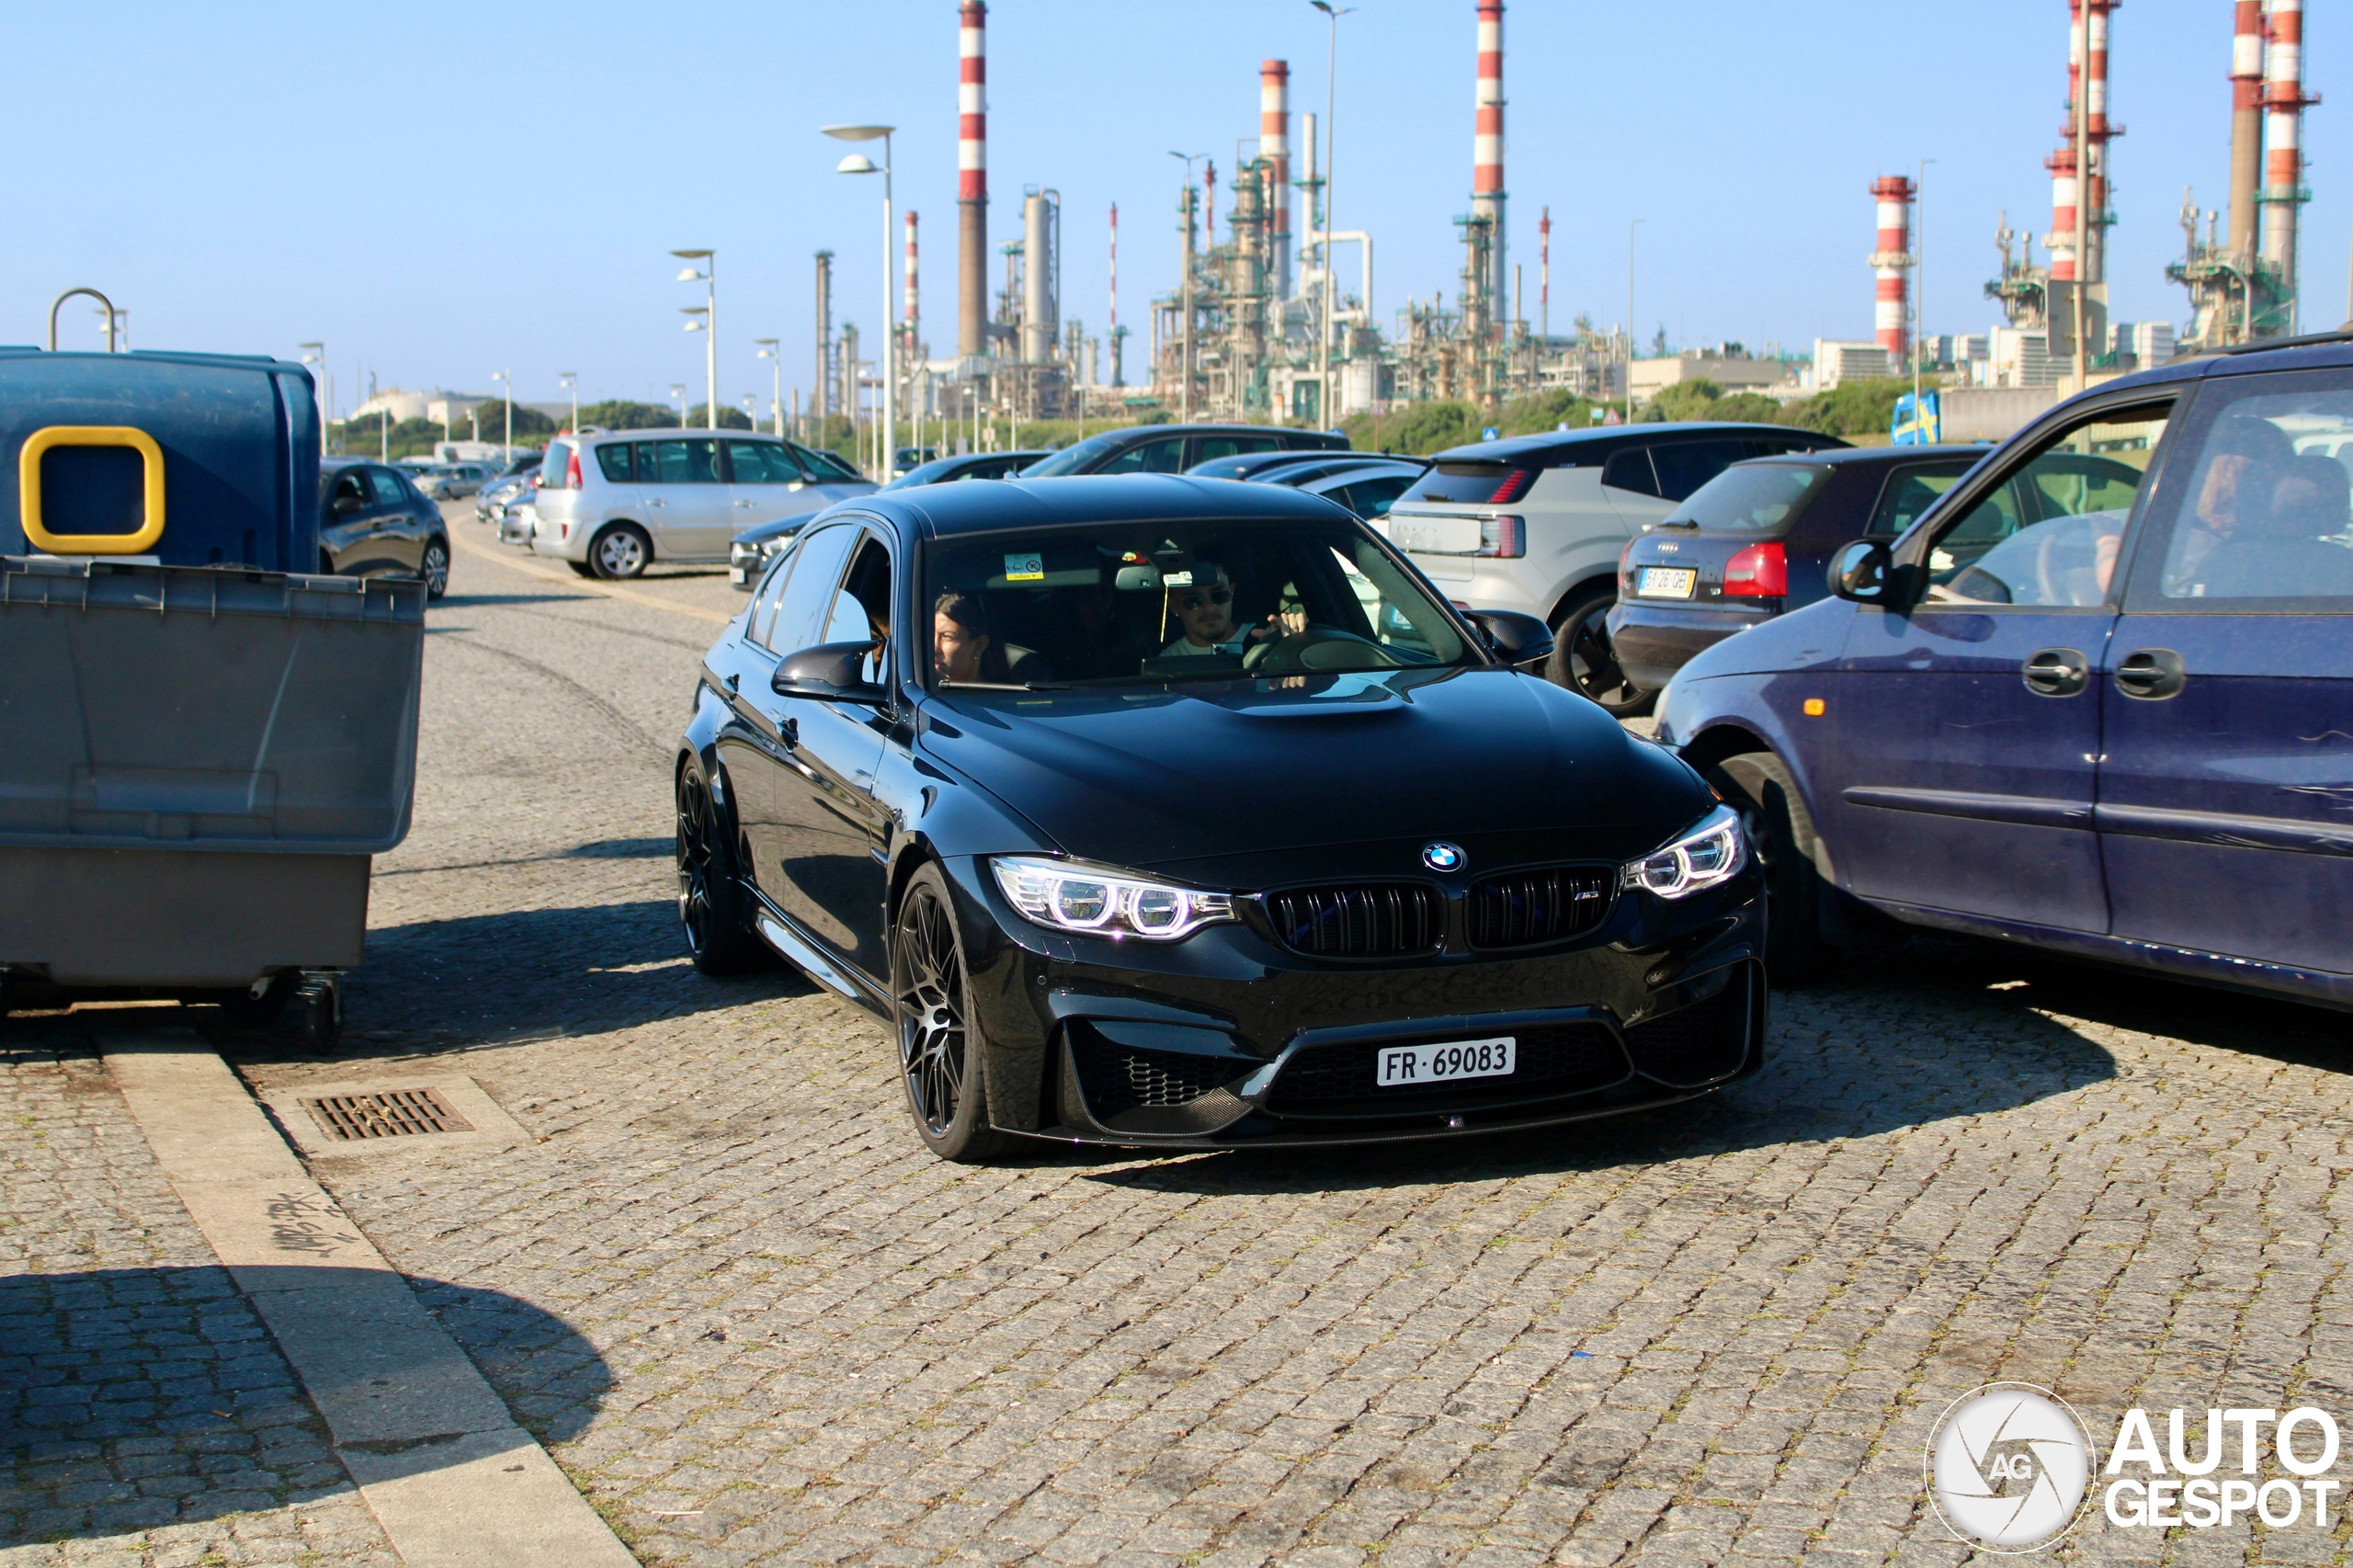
790,442,863,483
1017,431,1131,477
922,519,1475,689
1660,461,1829,533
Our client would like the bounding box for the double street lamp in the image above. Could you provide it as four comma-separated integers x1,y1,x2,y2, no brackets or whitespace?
674,249,716,428
823,123,896,480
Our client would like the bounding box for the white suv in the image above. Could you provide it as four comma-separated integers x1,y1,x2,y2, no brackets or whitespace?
529,428,874,578
1384,422,1844,713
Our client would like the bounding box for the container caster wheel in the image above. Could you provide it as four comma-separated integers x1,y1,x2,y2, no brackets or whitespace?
296,971,343,1055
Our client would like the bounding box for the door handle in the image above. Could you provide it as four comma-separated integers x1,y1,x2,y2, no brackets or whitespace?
2021,647,2089,697
649,497,667,507
736,499,756,507
2114,647,2187,699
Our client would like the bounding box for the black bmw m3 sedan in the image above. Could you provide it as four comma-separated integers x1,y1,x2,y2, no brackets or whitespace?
677,475,1765,1161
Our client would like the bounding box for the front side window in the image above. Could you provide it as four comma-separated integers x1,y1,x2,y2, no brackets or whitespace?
922,519,1472,689
789,442,861,483
1660,461,1829,533
1867,460,1981,537
364,468,410,507
1922,403,2171,608
326,470,367,510
2129,373,2353,608
595,443,635,483
726,440,798,484
1018,431,1128,477
638,438,721,484
758,523,858,654
1196,436,1281,464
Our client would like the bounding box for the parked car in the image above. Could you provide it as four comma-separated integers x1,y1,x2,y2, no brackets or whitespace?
1254,456,1429,521
1608,446,1991,691
318,457,448,599
678,475,1764,1161
1187,449,1377,483
1019,424,1347,478
883,450,1050,490
1655,333,2353,1006
531,429,874,578
417,461,499,500
475,467,538,525
726,450,1054,588
1386,423,1850,714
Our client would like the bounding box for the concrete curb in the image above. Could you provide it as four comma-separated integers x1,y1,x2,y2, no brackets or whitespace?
104,1031,638,1568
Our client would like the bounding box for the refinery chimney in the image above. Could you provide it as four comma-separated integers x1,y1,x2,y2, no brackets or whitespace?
1870,176,1916,361
2261,0,2313,309
813,249,835,417
1021,189,1059,364
2045,1,2118,287
2230,0,2263,261
1472,2,1507,324
1261,61,1292,300
957,1,989,359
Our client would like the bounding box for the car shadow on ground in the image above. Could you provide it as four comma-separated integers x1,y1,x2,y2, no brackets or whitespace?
215,900,816,1056
1086,937,2142,1197
0,1266,609,1549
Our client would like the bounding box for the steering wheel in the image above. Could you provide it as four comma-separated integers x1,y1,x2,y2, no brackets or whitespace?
1241,626,1399,674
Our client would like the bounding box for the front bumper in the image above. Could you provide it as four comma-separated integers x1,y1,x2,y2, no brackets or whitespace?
937,853,1766,1149
1606,602,1773,690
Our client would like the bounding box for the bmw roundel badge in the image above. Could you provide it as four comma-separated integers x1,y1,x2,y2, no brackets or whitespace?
1421,841,1466,873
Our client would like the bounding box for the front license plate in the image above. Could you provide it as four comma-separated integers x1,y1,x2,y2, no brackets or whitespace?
1638,566,1698,598
1378,1037,1516,1087
729,566,750,585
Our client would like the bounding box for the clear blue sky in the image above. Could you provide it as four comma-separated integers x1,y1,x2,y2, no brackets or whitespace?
5,0,2335,416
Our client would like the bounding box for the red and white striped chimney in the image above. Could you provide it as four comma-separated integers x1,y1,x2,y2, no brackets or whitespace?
2229,0,2264,260
904,210,919,353
1870,176,1916,360
1472,1,1506,323
957,1,988,358
1261,61,1292,299
2261,0,2314,303
2081,0,2113,284
2046,1,2083,283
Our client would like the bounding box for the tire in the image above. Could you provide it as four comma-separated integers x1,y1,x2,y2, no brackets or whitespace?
567,560,597,578
676,759,767,975
300,981,341,1055
420,538,449,600
1544,586,1655,717
892,863,1016,1163
589,523,651,579
1708,752,1833,986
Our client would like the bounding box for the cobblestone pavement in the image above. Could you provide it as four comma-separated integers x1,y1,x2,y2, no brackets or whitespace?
10,512,2353,1566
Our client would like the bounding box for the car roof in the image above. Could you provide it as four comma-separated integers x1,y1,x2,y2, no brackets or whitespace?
1430,421,1843,467
1265,456,1428,485
573,426,791,443
855,473,1355,540
1730,443,1989,469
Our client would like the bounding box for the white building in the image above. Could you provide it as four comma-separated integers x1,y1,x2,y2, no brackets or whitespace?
1978,329,2058,389
2112,321,2177,367
1630,352,1796,403
1805,340,1897,390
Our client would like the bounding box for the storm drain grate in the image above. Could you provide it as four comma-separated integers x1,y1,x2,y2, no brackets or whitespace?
301,1088,473,1141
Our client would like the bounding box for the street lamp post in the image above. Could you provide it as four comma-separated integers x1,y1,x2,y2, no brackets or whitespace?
1912,158,1935,432
491,369,512,457
1310,2,1354,431
756,338,782,436
559,372,578,436
1626,219,1642,422
823,124,898,481
673,250,716,426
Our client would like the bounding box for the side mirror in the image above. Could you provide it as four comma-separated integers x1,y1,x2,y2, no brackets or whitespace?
1463,608,1555,670
332,494,363,515
771,640,888,705
1829,540,1893,604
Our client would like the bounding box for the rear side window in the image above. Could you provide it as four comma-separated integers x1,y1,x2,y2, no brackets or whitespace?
364,468,410,506
540,439,575,490
596,443,634,483
1601,448,1660,496
1650,440,1756,504
1868,460,1979,537
1197,436,1281,463
638,438,721,484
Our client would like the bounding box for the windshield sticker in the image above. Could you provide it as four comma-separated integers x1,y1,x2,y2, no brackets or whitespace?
1005,552,1044,582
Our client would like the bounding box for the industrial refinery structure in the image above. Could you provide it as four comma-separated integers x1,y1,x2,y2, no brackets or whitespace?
795,0,2324,459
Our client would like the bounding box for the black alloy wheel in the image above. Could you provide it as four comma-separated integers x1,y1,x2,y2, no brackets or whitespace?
420,538,449,600
892,863,1013,1163
676,761,765,975
1544,587,1655,717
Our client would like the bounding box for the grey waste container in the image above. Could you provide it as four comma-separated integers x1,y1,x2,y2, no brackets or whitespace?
0,555,424,1043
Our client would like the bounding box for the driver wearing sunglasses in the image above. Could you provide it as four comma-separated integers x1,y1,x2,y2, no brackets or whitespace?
1159,560,1304,656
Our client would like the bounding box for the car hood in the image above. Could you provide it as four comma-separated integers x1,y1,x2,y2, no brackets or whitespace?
917,665,1711,875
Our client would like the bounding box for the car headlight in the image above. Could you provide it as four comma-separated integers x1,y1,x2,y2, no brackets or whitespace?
991,856,1236,941
1620,804,1746,899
